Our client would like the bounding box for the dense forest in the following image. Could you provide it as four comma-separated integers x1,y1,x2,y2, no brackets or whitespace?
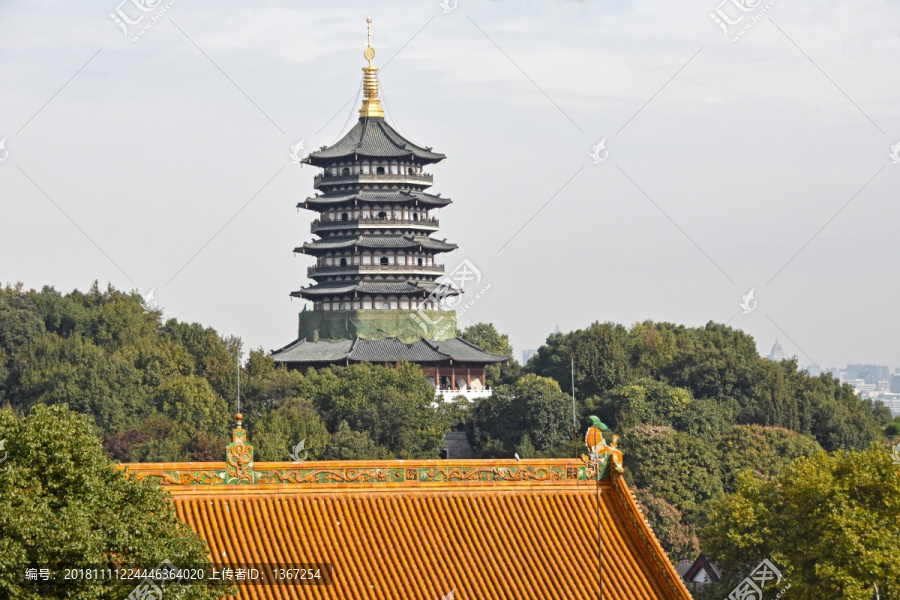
1,282,898,573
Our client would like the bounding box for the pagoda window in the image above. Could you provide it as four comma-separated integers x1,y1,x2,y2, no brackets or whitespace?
352,300,361,309
341,167,350,176
417,257,423,267
362,300,372,309
381,302,390,310
339,302,347,310
380,257,389,266
353,256,360,265
400,299,410,309
339,258,348,267
341,212,348,221
407,167,414,175
378,211,387,219
376,166,385,175
325,257,333,266
413,213,419,221
362,210,370,218
363,254,371,265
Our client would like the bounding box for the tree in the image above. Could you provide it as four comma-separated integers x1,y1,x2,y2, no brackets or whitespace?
16,334,143,431
154,375,230,436
588,378,729,437
304,362,447,458
715,425,822,492
703,446,900,599
253,401,330,461
528,322,632,398
632,489,699,562
323,421,385,460
0,404,234,599
619,425,723,524
468,374,573,456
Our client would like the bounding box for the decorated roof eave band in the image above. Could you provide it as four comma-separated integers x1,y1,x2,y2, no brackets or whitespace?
121,458,619,488
300,194,452,210
291,288,434,299
295,240,458,255
300,141,447,166
122,414,623,488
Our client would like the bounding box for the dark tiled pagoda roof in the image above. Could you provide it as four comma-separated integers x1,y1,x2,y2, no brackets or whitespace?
303,117,446,166
291,281,437,299
300,189,451,210
271,336,509,365
296,234,457,255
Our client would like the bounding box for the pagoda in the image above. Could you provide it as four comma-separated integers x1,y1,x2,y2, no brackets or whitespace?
272,20,507,396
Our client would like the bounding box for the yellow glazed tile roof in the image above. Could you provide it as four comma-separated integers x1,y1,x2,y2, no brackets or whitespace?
122,459,693,600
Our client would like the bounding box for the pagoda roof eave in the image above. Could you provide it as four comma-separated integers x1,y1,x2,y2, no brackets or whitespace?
302,117,446,166
296,234,458,256
300,190,451,210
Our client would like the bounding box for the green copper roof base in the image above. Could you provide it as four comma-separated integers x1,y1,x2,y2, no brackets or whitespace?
298,309,458,343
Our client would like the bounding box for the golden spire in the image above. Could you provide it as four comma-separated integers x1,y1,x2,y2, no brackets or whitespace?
359,18,384,118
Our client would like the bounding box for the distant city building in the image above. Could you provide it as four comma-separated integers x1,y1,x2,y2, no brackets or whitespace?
891,375,900,394
877,395,900,418
522,349,537,365
845,364,890,385
767,339,787,361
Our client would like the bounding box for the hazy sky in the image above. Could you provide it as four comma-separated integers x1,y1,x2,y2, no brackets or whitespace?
2,0,899,370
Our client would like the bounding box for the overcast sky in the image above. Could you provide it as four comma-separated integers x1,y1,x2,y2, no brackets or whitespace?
2,0,899,370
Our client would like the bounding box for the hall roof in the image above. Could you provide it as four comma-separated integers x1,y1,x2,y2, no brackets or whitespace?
122,457,694,600
303,117,446,167
270,336,509,365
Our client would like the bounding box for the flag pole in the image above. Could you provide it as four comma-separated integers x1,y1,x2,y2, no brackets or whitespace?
571,358,577,458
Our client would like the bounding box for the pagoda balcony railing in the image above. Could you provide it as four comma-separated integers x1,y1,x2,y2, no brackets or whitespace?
308,264,445,277
311,217,439,233
313,172,434,187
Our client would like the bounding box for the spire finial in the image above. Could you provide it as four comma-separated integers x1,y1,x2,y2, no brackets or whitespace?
366,18,373,65
359,18,384,118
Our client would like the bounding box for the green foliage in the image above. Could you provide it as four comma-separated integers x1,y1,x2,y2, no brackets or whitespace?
886,416,900,437
716,425,822,492
0,404,234,599
632,489,699,562
528,322,632,399
299,362,447,459
529,320,884,452
703,446,900,599
588,378,729,437
469,374,573,456
253,401,330,461
153,375,230,435
323,421,386,460
619,425,723,524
